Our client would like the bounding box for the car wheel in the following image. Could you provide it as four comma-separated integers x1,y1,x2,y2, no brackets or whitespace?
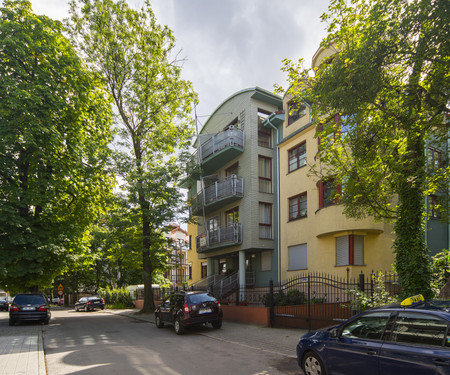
9,319,14,326
155,314,164,328
174,318,184,335
212,319,222,329
302,351,326,375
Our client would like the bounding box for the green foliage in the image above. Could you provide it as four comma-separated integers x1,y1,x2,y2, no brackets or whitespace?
67,0,198,312
431,249,450,297
262,290,306,307
98,286,133,308
346,272,398,312
0,0,114,293
280,0,449,299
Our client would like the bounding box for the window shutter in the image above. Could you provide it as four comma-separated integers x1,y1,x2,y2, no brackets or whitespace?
354,235,364,265
336,236,349,266
288,244,307,270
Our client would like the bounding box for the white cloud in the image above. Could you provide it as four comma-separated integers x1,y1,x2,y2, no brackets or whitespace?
25,0,330,117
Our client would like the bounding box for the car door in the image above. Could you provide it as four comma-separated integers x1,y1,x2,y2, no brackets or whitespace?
326,311,392,375
379,312,450,375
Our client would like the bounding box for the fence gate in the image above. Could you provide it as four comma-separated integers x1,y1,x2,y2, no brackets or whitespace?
270,272,397,330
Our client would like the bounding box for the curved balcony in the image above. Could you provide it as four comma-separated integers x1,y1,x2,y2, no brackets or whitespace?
196,223,243,253
190,175,244,216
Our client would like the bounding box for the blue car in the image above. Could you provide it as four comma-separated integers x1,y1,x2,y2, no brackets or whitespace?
297,295,450,375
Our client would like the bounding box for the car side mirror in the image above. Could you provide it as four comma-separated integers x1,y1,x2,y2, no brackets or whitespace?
329,328,338,338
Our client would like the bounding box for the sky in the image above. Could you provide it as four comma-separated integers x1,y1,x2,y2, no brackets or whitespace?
27,0,331,123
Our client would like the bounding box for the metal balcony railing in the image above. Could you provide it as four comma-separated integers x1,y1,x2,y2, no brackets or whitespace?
196,223,243,252
190,175,244,215
194,126,244,164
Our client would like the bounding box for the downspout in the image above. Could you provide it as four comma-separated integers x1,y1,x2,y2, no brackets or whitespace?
265,117,281,285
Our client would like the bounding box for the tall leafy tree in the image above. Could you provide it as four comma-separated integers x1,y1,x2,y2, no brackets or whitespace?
67,0,197,311
0,0,114,293
281,0,449,298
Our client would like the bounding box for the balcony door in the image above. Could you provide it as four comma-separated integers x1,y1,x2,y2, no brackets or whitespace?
207,216,219,244
225,207,239,226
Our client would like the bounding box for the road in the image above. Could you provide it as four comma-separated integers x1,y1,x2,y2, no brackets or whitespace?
41,310,301,375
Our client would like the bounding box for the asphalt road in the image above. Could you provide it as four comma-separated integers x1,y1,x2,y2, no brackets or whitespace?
42,310,301,375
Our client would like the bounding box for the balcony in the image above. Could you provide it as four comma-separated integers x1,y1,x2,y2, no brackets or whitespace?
195,127,245,175
190,175,244,216
196,223,243,253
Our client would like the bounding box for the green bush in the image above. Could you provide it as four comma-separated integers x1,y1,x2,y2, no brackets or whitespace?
262,289,306,307
98,287,134,308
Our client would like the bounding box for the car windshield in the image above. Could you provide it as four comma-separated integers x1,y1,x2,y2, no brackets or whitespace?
188,293,216,304
14,295,45,305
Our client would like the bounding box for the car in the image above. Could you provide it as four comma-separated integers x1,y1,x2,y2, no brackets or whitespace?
155,291,223,335
297,295,450,375
51,297,61,305
9,293,51,326
0,299,9,311
74,296,105,312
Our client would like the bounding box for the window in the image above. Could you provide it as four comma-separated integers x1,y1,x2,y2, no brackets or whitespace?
287,100,306,125
225,207,239,226
226,162,239,177
318,178,341,208
207,216,219,243
336,235,364,266
288,142,306,172
189,235,192,250
259,202,272,239
201,262,207,279
341,312,391,340
391,312,447,347
258,109,272,148
428,147,442,169
288,244,307,270
289,193,307,221
259,156,272,193
261,251,272,271
429,195,441,219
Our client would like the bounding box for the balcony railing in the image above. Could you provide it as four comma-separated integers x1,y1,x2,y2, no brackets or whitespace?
196,223,243,253
196,127,244,163
190,175,244,216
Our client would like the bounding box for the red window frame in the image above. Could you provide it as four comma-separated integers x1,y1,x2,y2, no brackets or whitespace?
289,193,307,221
288,142,306,173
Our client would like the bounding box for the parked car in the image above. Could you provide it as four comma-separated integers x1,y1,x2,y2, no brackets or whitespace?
9,293,51,326
297,295,450,375
51,297,61,305
155,291,223,335
0,299,9,311
74,296,105,312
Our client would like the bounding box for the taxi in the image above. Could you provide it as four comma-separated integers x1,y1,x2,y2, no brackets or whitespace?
297,295,450,375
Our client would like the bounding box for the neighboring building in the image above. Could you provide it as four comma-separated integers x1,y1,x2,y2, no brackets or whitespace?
264,45,449,281
185,87,283,295
165,224,190,287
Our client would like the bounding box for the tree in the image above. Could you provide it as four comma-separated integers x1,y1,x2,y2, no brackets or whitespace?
0,0,114,293
281,0,449,298
67,0,197,312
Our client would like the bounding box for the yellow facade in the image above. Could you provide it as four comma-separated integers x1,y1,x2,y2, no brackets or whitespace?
186,220,204,285
278,45,396,280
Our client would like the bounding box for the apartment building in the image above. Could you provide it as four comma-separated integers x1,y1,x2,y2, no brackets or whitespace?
184,87,283,293
265,45,449,281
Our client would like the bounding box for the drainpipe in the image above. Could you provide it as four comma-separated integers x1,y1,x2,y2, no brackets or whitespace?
265,116,281,285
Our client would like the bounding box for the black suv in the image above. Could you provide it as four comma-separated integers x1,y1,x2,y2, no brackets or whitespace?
9,293,51,326
155,291,223,335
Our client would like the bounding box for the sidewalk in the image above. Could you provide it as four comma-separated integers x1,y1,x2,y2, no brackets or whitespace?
0,324,46,375
105,308,307,359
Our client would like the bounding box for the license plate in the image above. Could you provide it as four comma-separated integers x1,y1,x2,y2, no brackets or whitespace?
199,308,212,314
22,307,35,311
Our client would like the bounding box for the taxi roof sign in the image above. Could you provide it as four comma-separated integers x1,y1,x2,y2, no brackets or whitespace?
400,294,424,306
